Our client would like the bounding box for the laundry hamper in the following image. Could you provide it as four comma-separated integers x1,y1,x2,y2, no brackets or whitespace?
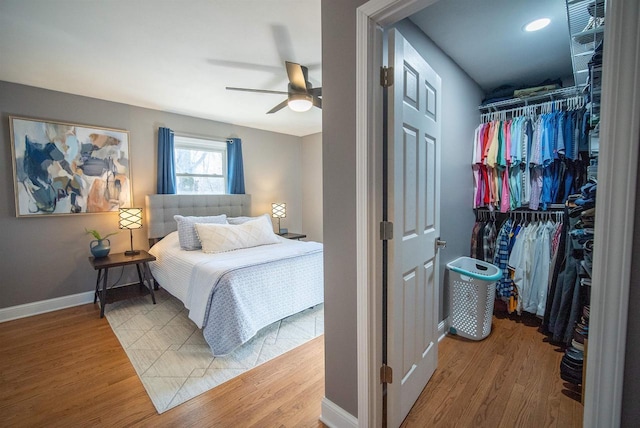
446,257,501,340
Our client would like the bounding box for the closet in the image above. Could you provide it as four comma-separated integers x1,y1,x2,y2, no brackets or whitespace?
468,0,603,401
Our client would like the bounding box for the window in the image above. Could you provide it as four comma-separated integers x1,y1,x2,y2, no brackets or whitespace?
174,135,227,195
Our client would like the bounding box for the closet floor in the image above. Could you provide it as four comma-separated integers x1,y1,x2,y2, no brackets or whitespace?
402,312,583,427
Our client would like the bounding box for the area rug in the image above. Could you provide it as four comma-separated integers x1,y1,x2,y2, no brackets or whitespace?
104,288,324,413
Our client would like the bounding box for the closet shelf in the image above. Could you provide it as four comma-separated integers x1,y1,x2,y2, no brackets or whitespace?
566,0,604,87
478,86,584,111
572,26,604,40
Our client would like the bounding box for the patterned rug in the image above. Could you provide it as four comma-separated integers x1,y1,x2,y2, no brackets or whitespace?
104,288,324,413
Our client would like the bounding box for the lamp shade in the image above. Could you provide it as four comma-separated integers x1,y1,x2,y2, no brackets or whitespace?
271,203,286,219
119,208,143,230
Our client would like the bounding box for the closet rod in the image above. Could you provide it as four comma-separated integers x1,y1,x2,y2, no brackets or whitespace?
478,85,585,112
475,204,566,212
480,95,585,123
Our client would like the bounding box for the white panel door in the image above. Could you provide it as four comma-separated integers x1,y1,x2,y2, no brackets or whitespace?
386,28,441,428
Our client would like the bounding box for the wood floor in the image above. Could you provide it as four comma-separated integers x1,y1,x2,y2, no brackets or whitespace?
0,304,583,427
402,312,584,427
0,304,325,427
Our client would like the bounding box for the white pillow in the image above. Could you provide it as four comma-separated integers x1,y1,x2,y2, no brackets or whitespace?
174,214,227,250
194,215,280,253
227,213,271,225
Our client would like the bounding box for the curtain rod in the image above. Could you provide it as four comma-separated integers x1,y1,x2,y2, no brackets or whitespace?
173,130,234,142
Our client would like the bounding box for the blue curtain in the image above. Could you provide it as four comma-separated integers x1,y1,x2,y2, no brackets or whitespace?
157,127,176,194
227,138,245,194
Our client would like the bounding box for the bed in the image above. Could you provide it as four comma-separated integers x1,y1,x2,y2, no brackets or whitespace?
145,194,324,356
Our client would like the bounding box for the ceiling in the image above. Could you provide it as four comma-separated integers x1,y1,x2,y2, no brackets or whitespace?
0,0,322,137
410,0,573,93
0,0,573,138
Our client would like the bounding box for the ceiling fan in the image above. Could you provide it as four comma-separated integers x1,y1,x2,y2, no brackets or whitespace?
226,61,322,114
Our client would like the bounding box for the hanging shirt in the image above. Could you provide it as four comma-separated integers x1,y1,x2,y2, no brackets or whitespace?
508,118,522,210
505,120,512,166
579,108,590,153
557,112,566,156
494,219,514,298
530,221,553,316
563,111,575,160
470,220,482,257
486,121,499,169
472,124,483,208
540,114,556,210
529,168,543,210
509,222,532,315
522,118,533,206
482,221,497,263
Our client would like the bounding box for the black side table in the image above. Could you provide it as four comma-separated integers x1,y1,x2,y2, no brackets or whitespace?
89,250,157,318
279,232,307,240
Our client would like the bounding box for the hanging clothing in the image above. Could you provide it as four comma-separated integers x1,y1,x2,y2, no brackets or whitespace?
494,218,514,298
482,221,497,263
473,107,589,212
472,211,564,317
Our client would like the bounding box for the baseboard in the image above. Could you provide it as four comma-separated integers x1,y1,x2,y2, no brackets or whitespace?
0,281,143,323
438,318,449,342
320,397,358,428
0,291,95,323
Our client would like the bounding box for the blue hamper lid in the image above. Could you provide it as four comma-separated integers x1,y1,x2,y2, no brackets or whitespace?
446,256,502,282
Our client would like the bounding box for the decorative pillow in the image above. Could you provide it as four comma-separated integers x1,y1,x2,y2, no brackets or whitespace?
227,213,271,225
194,215,280,253
174,214,227,250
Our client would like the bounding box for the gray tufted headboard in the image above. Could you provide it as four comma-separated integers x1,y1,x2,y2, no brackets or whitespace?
145,194,252,240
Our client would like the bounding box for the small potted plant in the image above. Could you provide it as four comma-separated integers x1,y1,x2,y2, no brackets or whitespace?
85,228,118,258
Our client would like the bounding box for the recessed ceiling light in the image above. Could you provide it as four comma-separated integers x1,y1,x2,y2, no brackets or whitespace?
524,18,551,32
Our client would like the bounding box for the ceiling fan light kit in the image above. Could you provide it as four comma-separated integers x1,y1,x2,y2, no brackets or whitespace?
226,61,322,114
288,92,313,112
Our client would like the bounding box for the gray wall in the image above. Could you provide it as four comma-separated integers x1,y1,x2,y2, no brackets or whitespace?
322,0,364,417
0,81,307,309
322,1,482,417
302,132,323,242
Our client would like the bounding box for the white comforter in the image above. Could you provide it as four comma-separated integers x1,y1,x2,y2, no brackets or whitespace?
149,231,323,332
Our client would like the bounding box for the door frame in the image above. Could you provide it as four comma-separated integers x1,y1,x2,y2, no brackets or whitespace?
354,0,640,426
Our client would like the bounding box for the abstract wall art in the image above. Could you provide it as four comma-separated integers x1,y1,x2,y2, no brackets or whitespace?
9,116,132,217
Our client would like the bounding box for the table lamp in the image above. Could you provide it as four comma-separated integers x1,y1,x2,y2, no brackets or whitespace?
271,202,286,234
119,207,142,256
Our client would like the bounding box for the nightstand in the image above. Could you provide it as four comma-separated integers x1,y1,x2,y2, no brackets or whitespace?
279,232,307,240
89,250,157,318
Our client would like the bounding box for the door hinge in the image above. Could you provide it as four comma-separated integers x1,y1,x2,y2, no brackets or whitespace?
380,221,394,240
380,364,393,384
380,66,393,88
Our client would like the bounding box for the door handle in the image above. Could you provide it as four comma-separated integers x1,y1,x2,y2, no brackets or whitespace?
436,238,447,250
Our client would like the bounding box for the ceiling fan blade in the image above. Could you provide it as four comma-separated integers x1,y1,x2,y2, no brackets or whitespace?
309,87,322,96
312,96,322,109
226,87,288,95
267,99,289,114
285,61,308,91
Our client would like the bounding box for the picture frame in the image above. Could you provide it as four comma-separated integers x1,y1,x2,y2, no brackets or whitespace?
9,116,133,217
